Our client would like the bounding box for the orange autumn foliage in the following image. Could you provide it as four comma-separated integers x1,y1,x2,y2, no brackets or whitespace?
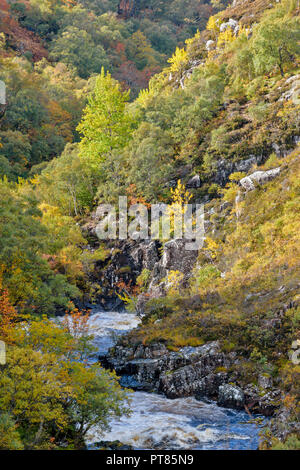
62,306,90,339
0,271,18,344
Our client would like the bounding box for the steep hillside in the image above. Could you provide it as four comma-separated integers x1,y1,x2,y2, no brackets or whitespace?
84,0,299,449
0,0,222,178
0,0,299,450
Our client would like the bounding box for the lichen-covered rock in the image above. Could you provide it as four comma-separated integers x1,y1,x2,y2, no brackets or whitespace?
218,384,245,409
102,340,282,416
161,239,198,273
214,155,262,185
258,374,273,390
243,384,281,416
239,168,281,192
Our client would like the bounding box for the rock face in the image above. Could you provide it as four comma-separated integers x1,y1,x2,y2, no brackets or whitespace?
87,235,198,310
102,341,280,415
239,168,281,192
268,404,300,443
214,155,263,186
205,40,215,51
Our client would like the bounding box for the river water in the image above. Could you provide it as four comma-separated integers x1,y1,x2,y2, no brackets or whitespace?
86,310,265,450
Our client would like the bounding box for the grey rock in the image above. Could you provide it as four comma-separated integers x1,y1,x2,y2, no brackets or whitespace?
258,374,273,390
186,174,201,188
103,340,281,416
218,384,245,409
161,239,198,273
239,168,281,192
244,384,281,416
220,19,238,32
214,155,261,186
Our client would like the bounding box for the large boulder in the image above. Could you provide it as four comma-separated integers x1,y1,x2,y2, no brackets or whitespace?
214,155,262,186
218,384,245,409
161,239,198,273
239,168,281,192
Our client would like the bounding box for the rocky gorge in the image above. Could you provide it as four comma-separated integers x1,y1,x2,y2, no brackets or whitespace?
87,152,300,448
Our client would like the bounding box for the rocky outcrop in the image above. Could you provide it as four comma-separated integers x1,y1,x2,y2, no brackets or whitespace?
268,404,300,444
214,155,263,186
84,231,199,310
239,168,281,192
219,18,238,33
102,341,280,415
92,440,134,450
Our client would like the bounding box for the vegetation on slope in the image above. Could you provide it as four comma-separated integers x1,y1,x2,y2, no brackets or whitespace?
0,0,299,449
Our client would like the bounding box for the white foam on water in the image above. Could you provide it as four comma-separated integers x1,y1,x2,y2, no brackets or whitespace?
84,310,262,450
87,391,250,450
87,310,140,357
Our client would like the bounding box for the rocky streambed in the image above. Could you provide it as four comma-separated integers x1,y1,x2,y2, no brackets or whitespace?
102,340,281,416
85,310,269,450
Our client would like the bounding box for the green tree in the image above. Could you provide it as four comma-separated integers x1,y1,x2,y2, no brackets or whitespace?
50,27,110,79
0,316,130,449
0,413,24,450
67,362,130,448
77,68,136,176
251,0,300,77
0,346,71,449
126,30,162,70
0,179,79,314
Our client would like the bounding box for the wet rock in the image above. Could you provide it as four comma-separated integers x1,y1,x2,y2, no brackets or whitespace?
93,440,134,450
195,372,228,399
103,340,281,416
218,384,245,409
105,341,233,399
119,375,144,390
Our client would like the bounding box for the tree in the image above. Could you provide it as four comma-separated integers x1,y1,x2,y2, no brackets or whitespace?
126,30,162,70
0,315,130,449
0,270,18,344
50,27,110,79
0,413,23,450
0,345,71,449
0,179,79,314
251,0,300,77
77,68,136,174
36,143,99,215
0,130,31,179
66,362,130,448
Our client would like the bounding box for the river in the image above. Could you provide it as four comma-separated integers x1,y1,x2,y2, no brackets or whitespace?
85,310,265,450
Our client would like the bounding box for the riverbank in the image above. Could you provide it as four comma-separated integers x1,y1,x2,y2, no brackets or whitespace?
85,310,267,450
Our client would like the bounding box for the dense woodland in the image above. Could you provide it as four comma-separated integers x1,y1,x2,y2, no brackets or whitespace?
0,0,299,450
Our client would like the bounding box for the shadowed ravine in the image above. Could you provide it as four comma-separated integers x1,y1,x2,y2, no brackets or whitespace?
85,310,266,450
